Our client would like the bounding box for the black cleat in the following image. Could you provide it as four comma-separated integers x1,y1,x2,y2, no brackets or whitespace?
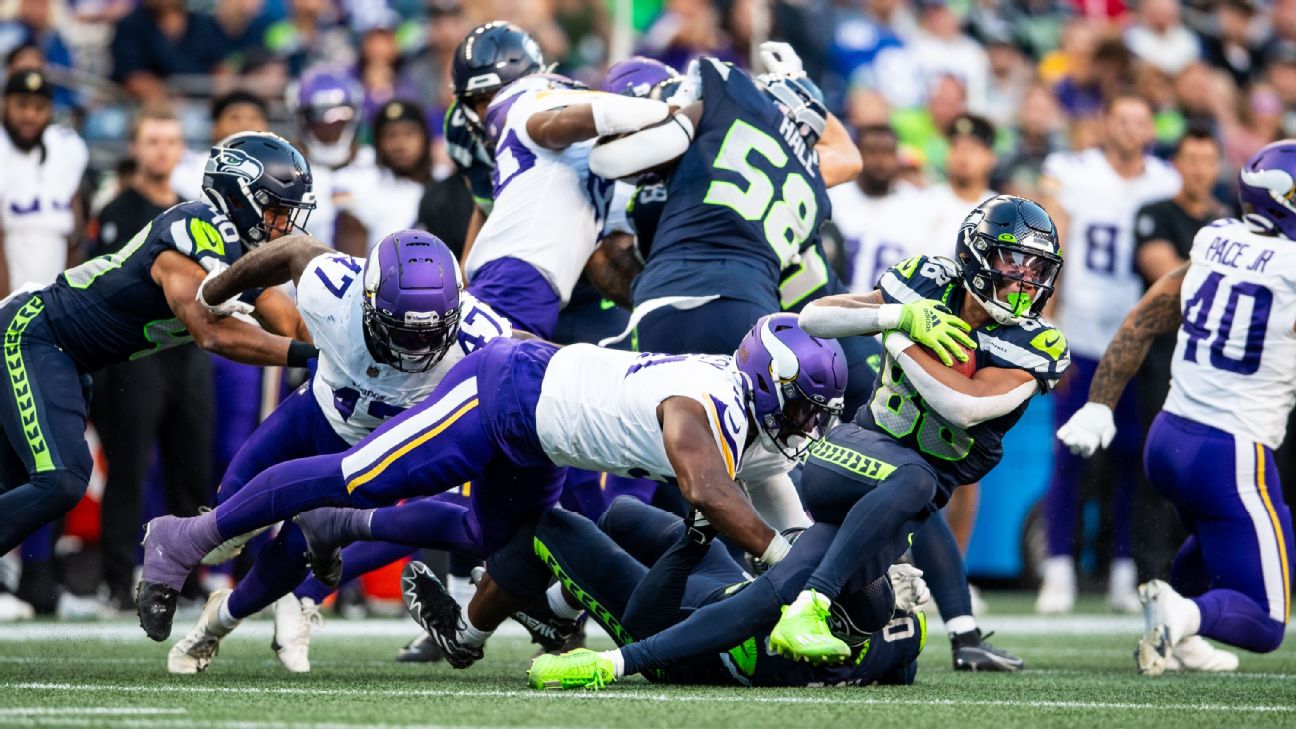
294,509,348,589
135,580,180,642
511,598,581,654
396,633,446,663
951,629,1024,672
401,561,483,669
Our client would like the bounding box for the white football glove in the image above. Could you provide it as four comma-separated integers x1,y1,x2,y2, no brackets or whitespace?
887,563,930,613
1056,402,1116,457
759,41,805,78
197,268,256,318
665,58,702,109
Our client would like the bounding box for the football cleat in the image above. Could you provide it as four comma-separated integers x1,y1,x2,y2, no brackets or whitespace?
951,629,1024,672
768,590,851,664
201,526,270,566
272,594,323,673
528,648,616,690
136,580,180,642
1137,579,1197,676
396,633,445,663
0,593,34,622
1169,635,1238,672
512,598,582,654
401,561,483,669
294,508,352,589
168,589,237,674
137,515,217,640
1035,556,1076,614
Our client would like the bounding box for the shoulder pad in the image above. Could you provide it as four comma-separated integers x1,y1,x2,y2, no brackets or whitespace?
878,255,960,305
161,202,244,266
979,318,1070,392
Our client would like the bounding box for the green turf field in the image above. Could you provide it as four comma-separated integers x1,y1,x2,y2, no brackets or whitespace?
1,594,1293,729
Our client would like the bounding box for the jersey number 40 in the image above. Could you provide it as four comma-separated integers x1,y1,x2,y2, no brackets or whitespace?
703,119,817,269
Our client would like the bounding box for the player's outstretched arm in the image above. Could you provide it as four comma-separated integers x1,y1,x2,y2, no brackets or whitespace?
801,292,976,365
587,103,704,180
153,250,308,366
527,93,672,151
250,287,312,342
659,396,783,562
883,333,1037,428
200,234,333,306
1087,262,1189,409
815,113,863,188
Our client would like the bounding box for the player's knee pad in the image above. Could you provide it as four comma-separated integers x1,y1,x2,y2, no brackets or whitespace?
597,494,644,536
30,469,88,515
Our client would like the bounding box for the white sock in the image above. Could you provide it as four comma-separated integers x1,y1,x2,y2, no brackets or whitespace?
946,615,977,636
458,615,493,648
1042,555,1075,585
793,590,830,610
1109,558,1137,593
1178,594,1202,637
600,648,625,678
546,583,582,620
215,593,241,632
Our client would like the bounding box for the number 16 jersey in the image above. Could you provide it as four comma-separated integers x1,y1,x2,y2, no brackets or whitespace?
1165,219,1296,449
636,58,832,308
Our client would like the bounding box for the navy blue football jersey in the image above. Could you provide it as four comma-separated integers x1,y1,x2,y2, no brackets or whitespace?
719,611,922,687
444,99,496,215
853,255,1070,486
39,201,256,371
641,58,832,298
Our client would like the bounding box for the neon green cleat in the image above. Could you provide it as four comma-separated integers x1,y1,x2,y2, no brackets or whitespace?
769,590,851,664
527,649,617,691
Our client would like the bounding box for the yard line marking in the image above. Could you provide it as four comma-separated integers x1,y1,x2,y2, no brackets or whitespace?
0,708,186,716
0,720,554,729
6,683,1294,713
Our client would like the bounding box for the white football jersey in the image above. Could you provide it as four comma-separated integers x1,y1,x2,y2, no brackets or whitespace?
0,125,88,289
922,184,995,259
298,253,512,445
535,345,793,485
828,181,930,292
1164,220,1296,449
1044,148,1181,358
332,149,424,252
464,82,614,305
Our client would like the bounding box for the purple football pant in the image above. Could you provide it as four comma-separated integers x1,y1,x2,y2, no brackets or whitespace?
1145,412,1292,652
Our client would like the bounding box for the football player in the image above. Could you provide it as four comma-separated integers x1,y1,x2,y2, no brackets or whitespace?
0,132,317,557
135,314,846,647
1057,141,1296,674
768,195,1068,665
165,229,513,673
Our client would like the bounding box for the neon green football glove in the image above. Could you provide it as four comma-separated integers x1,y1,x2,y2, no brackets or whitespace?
896,300,977,366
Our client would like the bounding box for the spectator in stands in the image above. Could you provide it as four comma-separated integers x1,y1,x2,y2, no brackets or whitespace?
109,0,230,101
1048,20,1103,117
354,8,417,125
924,113,998,253
1125,0,1200,75
334,98,429,254
1200,0,1266,88
905,0,990,114
983,32,1032,129
891,73,967,179
639,0,741,70
88,104,214,610
998,82,1067,197
215,0,274,69
171,90,269,200
0,0,72,74
406,0,466,115
265,0,355,77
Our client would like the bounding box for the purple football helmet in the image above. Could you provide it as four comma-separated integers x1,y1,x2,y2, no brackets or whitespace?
601,56,679,99
287,67,364,168
1239,140,1296,240
734,313,847,457
362,230,463,373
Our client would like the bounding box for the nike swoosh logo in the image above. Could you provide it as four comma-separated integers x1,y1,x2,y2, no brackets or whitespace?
1043,335,1059,348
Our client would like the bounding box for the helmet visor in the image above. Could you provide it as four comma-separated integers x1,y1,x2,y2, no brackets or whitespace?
779,390,844,442
369,307,460,373
988,247,1060,317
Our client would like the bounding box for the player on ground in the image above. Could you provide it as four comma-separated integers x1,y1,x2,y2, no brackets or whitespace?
767,195,1068,665
134,314,847,643
0,132,317,556
165,230,514,673
405,497,926,689
1057,141,1296,675
1037,94,1182,614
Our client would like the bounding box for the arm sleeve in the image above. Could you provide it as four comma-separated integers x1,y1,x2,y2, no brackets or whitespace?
1134,204,1168,250
885,332,1038,428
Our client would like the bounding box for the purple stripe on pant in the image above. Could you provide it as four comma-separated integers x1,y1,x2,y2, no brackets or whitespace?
1145,411,1292,652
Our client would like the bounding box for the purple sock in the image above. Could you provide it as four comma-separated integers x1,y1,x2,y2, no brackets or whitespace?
1193,589,1286,653
214,454,350,541
226,525,310,619
368,498,477,552
293,541,417,603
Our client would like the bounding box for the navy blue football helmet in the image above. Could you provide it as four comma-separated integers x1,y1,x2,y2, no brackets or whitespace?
202,132,315,247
